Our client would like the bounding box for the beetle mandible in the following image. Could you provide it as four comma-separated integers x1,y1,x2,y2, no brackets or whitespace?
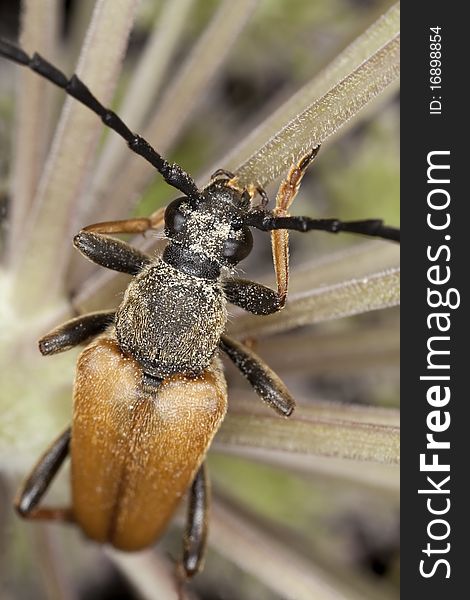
0,38,400,578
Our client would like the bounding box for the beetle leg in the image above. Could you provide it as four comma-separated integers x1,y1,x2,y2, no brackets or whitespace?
73,206,166,274
223,278,282,315
39,310,115,355
15,427,74,523
15,507,74,522
73,206,167,274
73,231,152,275
223,148,317,318
219,335,295,417
181,462,209,579
270,146,321,307
246,145,399,282
82,206,166,235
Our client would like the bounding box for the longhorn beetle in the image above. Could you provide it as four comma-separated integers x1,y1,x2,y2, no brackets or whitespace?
0,39,399,578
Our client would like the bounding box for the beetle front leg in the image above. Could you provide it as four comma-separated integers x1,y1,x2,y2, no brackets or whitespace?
223,279,282,315
181,462,209,579
15,427,74,523
39,311,115,355
220,335,295,417
226,149,321,313
270,146,321,307
73,207,167,274
73,231,152,275
82,206,166,235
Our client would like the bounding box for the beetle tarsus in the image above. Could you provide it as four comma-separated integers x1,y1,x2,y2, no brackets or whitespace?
220,335,295,417
223,278,282,315
15,427,71,518
73,231,152,275
39,311,115,355
182,463,209,579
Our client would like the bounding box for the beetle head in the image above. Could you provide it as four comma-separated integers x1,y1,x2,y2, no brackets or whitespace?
164,181,253,267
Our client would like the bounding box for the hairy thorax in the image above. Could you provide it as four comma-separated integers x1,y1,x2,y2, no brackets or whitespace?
115,259,227,378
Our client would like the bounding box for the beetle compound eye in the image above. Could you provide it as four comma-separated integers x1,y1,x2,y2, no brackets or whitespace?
165,198,188,234
222,227,253,264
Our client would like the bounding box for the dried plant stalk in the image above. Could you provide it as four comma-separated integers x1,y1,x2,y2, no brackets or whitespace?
214,446,399,493
229,398,399,427
234,33,400,188
210,498,371,600
285,242,400,294
219,3,400,179
10,0,139,313
8,0,59,260
216,407,399,465
252,319,399,376
107,549,187,600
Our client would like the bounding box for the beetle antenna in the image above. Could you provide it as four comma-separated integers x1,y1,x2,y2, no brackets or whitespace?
246,211,400,242
0,39,201,201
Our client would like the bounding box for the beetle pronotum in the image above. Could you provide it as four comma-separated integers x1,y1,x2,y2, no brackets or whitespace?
0,36,399,579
